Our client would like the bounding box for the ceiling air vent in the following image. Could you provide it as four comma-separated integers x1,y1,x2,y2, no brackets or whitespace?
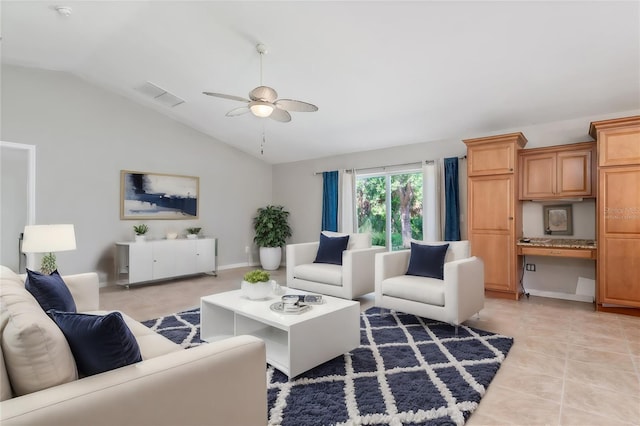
135,81,185,108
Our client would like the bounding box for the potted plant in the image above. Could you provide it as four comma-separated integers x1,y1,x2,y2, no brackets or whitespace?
133,224,149,242
253,205,292,270
241,269,273,300
186,227,202,239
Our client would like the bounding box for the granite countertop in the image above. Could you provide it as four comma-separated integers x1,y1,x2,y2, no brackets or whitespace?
517,238,597,249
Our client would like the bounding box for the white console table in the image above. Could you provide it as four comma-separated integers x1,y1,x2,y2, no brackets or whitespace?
115,238,216,287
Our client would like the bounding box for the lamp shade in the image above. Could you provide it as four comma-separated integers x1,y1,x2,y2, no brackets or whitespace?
22,224,77,253
249,101,274,118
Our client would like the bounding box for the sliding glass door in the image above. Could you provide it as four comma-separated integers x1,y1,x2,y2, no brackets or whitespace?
356,170,423,250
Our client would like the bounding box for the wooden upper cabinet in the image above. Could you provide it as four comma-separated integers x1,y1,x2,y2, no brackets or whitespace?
590,116,640,167
466,133,527,176
519,142,595,200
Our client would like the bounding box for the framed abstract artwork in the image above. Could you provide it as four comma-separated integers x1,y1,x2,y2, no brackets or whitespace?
543,204,572,235
120,170,199,220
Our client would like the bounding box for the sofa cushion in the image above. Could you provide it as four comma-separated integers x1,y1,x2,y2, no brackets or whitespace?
314,233,349,265
48,310,142,376
293,263,343,286
0,345,12,401
0,277,78,396
25,269,77,313
381,275,445,306
322,231,372,250
406,242,449,280
114,311,182,358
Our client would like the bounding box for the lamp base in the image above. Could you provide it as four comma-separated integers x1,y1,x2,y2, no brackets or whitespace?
41,252,57,275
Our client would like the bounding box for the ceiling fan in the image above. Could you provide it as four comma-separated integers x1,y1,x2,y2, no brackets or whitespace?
203,43,318,123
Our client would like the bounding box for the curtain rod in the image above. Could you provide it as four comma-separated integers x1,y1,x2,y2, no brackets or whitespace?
313,155,466,175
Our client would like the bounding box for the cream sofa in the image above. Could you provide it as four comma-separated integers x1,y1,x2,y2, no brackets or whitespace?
286,232,386,299
0,266,267,426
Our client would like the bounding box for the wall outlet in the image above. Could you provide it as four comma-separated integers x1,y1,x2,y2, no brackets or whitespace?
525,263,536,272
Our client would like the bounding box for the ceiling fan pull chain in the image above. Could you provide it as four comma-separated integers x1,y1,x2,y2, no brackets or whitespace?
261,126,266,155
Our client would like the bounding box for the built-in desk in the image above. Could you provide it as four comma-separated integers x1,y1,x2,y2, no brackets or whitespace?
517,238,597,259
517,238,597,303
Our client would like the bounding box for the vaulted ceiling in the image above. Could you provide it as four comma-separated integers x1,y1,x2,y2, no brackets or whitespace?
2,1,639,164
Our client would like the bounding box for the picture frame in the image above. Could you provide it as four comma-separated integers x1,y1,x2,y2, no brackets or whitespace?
120,170,199,220
543,204,573,235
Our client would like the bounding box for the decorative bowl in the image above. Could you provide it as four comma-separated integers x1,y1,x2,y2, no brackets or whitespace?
241,280,272,300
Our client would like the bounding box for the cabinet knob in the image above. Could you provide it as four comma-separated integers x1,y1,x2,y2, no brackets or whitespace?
509,168,513,172
509,217,514,220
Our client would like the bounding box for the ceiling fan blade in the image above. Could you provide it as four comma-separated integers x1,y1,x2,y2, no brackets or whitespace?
269,108,291,123
275,99,318,112
226,106,250,117
203,92,250,103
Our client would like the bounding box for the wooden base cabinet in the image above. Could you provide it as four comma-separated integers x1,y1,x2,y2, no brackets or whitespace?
590,116,640,315
464,133,527,299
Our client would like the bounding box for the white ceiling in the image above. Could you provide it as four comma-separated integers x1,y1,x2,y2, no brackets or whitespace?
2,1,639,164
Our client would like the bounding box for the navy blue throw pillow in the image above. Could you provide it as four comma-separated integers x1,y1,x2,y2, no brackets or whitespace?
48,310,142,376
25,269,77,313
405,243,450,280
314,233,350,265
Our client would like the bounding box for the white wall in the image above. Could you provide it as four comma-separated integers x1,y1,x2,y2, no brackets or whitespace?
273,109,639,300
0,146,29,271
1,64,273,283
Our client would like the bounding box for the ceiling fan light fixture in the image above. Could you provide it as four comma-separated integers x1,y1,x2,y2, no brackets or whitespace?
249,101,274,118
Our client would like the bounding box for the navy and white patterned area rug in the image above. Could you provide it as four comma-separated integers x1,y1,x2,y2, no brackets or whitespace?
143,307,513,426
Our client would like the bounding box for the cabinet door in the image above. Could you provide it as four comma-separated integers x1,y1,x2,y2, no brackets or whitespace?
598,166,640,307
128,243,153,283
470,232,515,292
557,149,592,197
174,239,197,277
196,239,216,273
152,241,176,280
467,141,516,176
598,125,640,167
520,153,555,199
469,175,514,233
468,175,516,293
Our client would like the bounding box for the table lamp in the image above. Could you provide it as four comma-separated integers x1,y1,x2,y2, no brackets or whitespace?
22,224,77,274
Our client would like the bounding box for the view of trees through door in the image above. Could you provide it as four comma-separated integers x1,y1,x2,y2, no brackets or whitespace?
356,170,423,250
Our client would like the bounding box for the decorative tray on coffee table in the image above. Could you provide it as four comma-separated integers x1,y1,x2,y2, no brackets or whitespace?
270,302,312,315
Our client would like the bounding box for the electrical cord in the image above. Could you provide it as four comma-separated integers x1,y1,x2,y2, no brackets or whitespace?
520,255,530,299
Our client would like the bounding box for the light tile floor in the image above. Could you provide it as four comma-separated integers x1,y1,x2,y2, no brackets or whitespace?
100,267,640,426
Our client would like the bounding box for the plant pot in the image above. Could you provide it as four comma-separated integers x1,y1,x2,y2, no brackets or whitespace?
241,280,272,300
187,234,198,240
135,235,146,243
259,247,282,270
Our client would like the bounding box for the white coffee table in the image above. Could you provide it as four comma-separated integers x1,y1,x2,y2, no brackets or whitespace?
200,288,360,378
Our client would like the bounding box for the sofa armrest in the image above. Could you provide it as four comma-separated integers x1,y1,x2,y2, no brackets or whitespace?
63,272,100,312
443,256,485,323
1,335,267,426
286,242,319,283
374,250,411,304
343,246,386,296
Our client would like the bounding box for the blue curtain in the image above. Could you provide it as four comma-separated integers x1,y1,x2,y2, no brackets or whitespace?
321,171,339,231
444,157,461,241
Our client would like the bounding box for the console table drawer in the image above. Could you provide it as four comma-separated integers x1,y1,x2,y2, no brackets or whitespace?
518,246,596,259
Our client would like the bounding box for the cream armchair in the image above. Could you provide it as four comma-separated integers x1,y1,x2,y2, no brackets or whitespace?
375,240,484,326
286,232,386,299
